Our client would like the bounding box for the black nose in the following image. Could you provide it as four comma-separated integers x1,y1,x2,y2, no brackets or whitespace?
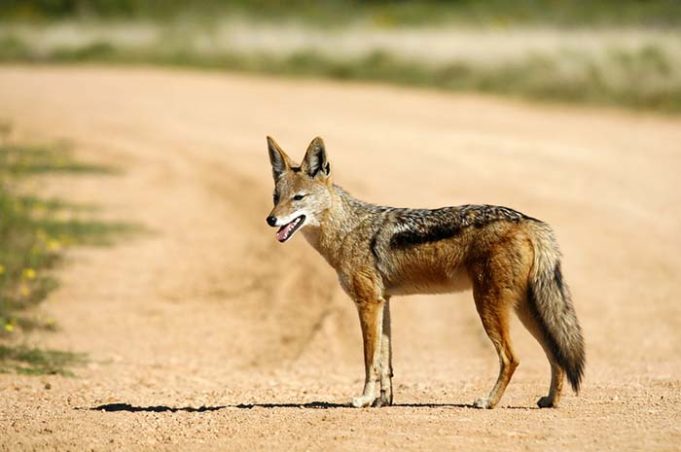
266,215,277,227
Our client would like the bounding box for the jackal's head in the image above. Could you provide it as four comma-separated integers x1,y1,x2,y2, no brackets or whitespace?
265,136,333,243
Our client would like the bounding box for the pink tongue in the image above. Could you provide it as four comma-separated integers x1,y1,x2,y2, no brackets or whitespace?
276,223,292,242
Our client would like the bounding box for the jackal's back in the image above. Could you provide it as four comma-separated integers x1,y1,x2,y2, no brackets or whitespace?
356,201,537,295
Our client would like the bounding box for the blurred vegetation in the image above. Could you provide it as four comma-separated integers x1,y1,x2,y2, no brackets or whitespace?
2,0,681,27
0,345,85,376
1,1,681,112
0,126,137,375
1,35,679,112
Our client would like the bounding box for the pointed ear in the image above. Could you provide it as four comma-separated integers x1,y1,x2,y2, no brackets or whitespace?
267,136,292,181
301,137,330,179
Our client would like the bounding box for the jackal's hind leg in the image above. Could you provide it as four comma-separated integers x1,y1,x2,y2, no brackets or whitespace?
472,288,519,409
374,299,393,407
537,363,564,408
352,300,384,408
515,303,565,408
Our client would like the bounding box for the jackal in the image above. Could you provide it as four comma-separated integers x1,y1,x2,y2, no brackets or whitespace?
265,136,584,409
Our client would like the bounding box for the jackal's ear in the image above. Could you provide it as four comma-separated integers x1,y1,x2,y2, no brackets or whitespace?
267,136,292,181
301,137,330,179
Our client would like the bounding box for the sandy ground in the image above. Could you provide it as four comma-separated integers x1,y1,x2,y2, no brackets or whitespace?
0,66,680,451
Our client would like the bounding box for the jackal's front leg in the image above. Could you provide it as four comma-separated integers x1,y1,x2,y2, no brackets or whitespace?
375,299,393,407
352,300,385,408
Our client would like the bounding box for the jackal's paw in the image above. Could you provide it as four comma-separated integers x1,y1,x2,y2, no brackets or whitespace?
351,394,378,408
536,396,557,408
473,398,493,409
371,390,393,408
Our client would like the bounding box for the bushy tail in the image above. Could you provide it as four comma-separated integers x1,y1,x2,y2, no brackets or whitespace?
527,223,585,393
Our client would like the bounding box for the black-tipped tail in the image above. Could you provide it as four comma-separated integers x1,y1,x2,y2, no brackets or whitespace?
527,271,585,392
528,230,585,393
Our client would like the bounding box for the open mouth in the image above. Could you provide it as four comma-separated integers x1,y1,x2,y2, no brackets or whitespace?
276,215,306,243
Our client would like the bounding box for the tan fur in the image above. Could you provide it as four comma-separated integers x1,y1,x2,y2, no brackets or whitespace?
266,136,585,409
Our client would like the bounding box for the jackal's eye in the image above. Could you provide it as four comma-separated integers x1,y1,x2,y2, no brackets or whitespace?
273,192,280,204
292,194,306,201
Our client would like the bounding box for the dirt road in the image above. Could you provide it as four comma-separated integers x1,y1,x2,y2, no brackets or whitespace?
0,66,680,450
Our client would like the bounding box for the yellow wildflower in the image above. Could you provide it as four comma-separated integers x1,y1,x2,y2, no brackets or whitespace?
47,239,62,252
19,284,30,297
22,268,37,280
4,323,14,333
0,264,5,275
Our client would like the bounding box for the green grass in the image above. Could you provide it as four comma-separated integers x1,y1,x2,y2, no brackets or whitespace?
0,130,138,375
2,0,681,28
0,142,117,175
0,345,85,376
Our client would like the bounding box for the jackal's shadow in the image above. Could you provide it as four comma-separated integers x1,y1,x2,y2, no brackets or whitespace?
86,401,535,412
